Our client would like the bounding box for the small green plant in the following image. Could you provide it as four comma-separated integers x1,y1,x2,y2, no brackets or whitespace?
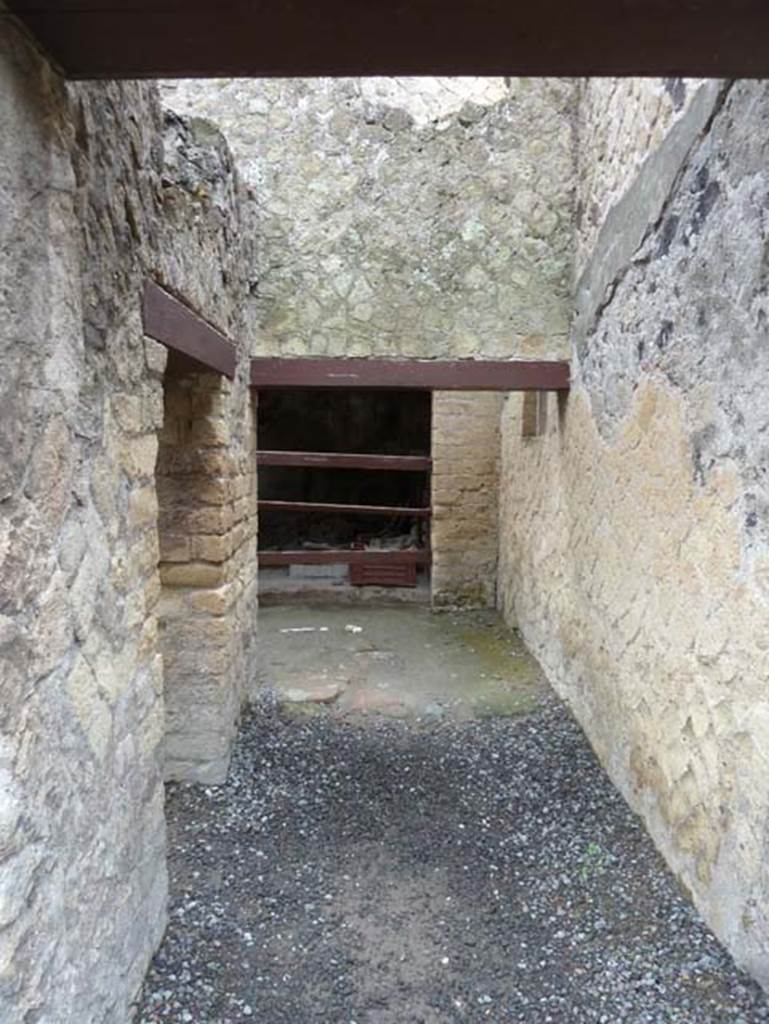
579,840,606,881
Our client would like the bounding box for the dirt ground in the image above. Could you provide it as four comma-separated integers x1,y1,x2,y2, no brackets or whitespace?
136,609,769,1023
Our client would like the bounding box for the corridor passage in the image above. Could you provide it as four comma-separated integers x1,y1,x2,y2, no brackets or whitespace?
137,610,768,1023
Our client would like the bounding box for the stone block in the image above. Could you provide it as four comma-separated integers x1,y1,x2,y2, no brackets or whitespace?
145,337,169,378
192,533,231,563
117,434,159,480
190,416,231,446
160,561,226,588
159,504,234,535
128,485,158,529
159,533,191,562
111,393,145,434
186,584,233,616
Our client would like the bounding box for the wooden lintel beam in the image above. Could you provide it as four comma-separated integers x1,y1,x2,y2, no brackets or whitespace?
256,450,432,472
250,358,570,392
142,281,237,380
259,550,431,567
259,500,431,518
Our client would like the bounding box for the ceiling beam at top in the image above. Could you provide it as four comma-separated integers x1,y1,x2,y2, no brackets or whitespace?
6,1,769,80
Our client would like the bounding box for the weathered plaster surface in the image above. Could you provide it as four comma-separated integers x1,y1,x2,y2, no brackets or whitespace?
432,392,502,608
573,79,724,350
0,22,257,1023
499,79,769,987
161,77,576,360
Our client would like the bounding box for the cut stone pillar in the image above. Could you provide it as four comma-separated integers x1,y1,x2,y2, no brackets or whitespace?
431,391,502,608
155,364,256,783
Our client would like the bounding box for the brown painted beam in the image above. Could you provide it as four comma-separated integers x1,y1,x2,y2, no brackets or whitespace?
256,450,432,472
142,281,237,380
251,358,569,392
259,500,431,518
7,1,769,79
259,549,431,567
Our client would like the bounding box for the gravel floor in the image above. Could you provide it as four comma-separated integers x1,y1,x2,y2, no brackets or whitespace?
136,698,769,1023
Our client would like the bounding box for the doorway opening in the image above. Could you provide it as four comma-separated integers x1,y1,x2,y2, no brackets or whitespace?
256,388,432,602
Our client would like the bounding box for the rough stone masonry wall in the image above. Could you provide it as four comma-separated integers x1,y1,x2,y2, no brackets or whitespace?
161,77,575,361
498,78,769,988
0,19,257,1024
161,77,577,606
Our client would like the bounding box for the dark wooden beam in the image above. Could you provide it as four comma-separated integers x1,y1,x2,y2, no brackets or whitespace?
256,450,432,472
259,549,431,567
259,500,431,518
142,281,237,380
251,358,569,392
7,1,769,79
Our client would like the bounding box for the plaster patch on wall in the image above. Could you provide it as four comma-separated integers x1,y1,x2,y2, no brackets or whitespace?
357,77,511,126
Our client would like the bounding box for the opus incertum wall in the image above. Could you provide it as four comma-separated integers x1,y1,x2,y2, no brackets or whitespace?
0,22,257,1021
164,76,576,607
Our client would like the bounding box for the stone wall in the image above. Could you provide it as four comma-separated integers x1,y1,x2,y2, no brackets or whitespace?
156,367,257,783
432,392,502,607
161,77,576,361
574,77,703,279
0,21,257,1024
160,77,576,606
498,79,769,987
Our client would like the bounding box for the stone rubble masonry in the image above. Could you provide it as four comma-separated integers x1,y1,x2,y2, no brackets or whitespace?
159,76,576,605
0,19,257,1024
431,392,502,608
160,76,576,362
498,79,769,990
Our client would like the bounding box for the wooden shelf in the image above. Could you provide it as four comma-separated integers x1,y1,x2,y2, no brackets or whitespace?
259,500,430,517
259,549,431,567
257,450,431,471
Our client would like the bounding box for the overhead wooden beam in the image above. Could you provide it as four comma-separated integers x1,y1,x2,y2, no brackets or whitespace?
7,1,769,79
259,549,431,567
250,358,569,392
142,281,237,380
259,500,431,518
256,450,432,472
